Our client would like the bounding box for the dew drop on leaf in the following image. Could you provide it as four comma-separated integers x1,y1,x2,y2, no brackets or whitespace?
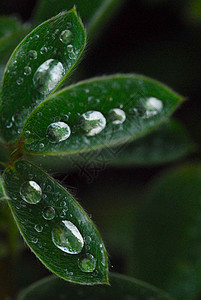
143,97,163,118
109,108,126,124
40,46,48,54
80,111,106,136
59,30,72,44
24,66,32,76
20,181,42,204
78,253,97,273
46,121,71,143
34,224,43,232
28,50,37,60
16,77,23,85
52,220,84,254
42,206,55,220
33,59,65,95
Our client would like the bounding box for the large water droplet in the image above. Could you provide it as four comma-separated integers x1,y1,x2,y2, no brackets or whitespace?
78,253,97,273
80,111,106,136
52,220,84,254
33,59,65,95
20,181,42,204
46,121,71,143
143,97,163,118
42,206,55,220
60,30,72,44
109,108,126,124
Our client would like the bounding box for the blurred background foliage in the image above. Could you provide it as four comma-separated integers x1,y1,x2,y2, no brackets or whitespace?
0,0,201,299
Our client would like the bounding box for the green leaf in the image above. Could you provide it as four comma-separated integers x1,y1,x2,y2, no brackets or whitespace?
0,16,22,39
108,119,194,166
132,164,201,299
0,8,86,144
33,0,125,38
3,160,108,284
21,74,183,157
18,273,173,300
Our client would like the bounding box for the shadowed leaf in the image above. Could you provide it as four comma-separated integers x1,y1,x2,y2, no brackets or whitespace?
18,272,174,300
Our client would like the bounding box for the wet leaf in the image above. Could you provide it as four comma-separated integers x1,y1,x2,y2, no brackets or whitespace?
18,272,173,300
3,160,108,284
133,164,201,299
0,8,86,144
21,74,183,157
33,0,125,38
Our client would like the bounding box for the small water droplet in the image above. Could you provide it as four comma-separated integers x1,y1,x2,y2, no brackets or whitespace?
5,120,13,128
16,77,23,85
109,108,126,124
20,181,42,204
31,237,38,244
60,30,72,44
78,253,97,273
42,206,55,220
33,59,65,95
60,208,68,218
80,111,106,136
46,121,71,143
24,66,32,76
34,224,43,232
52,220,84,254
28,50,37,60
40,46,48,54
39,143,44,149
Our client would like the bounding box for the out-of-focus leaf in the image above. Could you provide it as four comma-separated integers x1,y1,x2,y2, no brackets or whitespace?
3,160,108,284
0,8,86,144
108,119,194,166
184,0,201,25
0,16,22,39
21,75,183,157
0,18,30,64
18,272,174,300
33,0,125,38
133,164,201,299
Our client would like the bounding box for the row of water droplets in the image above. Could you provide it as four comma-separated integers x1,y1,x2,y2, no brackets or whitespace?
20,180,97,273
45,108,126,144
44,96,163,144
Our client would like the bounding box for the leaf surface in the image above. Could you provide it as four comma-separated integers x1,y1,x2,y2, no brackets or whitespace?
133,165,201,299
22,74,183,156
3,160,108,284
0,9,86,144
33,0,125,38
18,272,173,300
